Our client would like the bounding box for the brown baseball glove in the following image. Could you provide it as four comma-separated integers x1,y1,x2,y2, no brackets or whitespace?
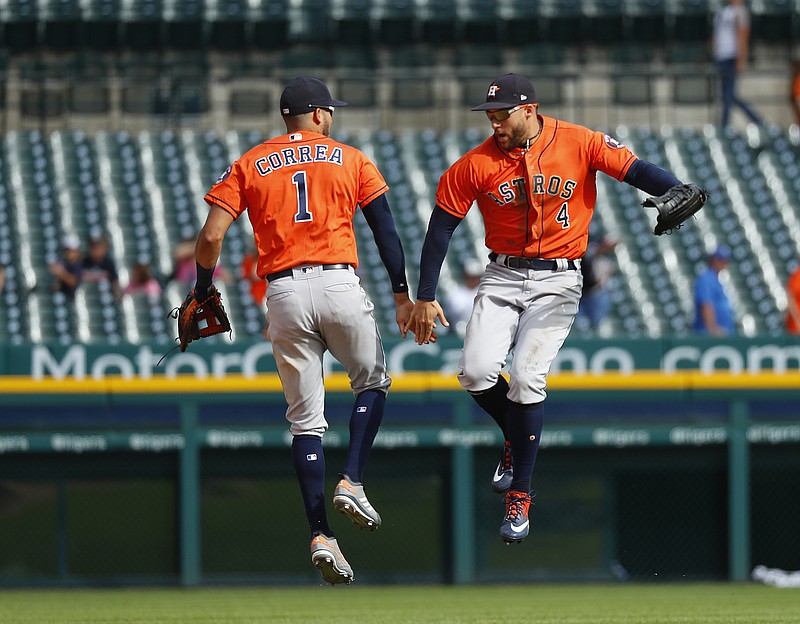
171,286,232,352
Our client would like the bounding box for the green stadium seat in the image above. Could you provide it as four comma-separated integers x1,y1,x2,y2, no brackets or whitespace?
250,0,290,50
582,0,625,45
41,0,83,51
665,0,711,42
164,0,207,50
290,0,334,43
750,0,794,44
457,0,500,44
1,0,39,52
498,0,542,45
374,0,416,45
81,0,122,51
332,0,374,44
208,0,249,50
622,0,667,41
121,0,165,50
417,0,458,44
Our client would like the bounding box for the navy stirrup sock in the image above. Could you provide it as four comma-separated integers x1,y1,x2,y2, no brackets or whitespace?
469,376,511,440
343,389,385,483
507,401,545,494
292,435,332,537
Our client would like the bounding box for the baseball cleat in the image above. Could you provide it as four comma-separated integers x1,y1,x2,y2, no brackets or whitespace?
500,490,532,544
333,476,382,530
310,534,354,585
491,440,514,494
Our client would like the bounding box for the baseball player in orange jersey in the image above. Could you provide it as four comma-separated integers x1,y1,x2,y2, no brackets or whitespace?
194,77,417,584
405,73,699,544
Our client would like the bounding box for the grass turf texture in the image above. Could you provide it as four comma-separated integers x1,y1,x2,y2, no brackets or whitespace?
1,584,799,624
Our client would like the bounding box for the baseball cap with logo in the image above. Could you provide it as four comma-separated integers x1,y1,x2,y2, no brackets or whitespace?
280,77,348,116
471,73,538,111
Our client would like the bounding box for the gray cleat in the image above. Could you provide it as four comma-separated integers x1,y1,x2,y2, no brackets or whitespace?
310,535,354,585
333,477,382,530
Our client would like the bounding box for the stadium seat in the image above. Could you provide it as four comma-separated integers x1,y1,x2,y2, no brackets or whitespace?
250,0,290,50
81,0,122,51
374,0,416,45
121,0,165,50
750,0,794,44
538,0,583,46
331,0,374,44
417,0,459,44
41,0,83,51
0,0,39,52
582,0,625,45
456,0,500,43
290,0,334,43
622,0,667,42
164,0,207,50
497,0,542,44
665,0,711,42
207,0,249,50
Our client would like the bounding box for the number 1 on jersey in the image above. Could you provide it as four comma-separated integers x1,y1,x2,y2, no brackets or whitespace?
292,171,313,222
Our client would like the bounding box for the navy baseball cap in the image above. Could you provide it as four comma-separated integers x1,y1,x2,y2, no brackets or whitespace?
471,73,538,111
280,77,348,116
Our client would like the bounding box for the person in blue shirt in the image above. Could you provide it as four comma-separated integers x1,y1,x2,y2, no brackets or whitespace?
694,245,735,336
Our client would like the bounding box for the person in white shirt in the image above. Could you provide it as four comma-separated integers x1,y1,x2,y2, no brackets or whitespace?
712,0,763,129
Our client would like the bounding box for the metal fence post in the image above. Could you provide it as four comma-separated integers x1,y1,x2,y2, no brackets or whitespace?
728,399,750,582
179,400,201,586
451,393,475,584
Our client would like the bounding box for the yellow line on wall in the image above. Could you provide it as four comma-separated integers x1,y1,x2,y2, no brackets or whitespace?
1,371,800,395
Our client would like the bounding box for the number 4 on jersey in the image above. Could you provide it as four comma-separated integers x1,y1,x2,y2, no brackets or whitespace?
556,202,570,229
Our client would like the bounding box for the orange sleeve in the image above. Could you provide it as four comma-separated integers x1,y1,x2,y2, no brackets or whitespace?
204,161,247,219
356,154,389,207
588,131,637,182
435,152,480,219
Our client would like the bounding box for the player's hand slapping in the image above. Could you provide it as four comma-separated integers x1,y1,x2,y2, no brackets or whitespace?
404,299,448,345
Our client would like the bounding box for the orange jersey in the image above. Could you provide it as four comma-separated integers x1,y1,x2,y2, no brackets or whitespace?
436,115,637,259
205,131,388,277
787,269,800,334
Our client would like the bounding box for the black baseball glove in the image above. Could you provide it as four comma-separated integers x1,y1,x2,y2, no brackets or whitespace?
170,286,232,352
643,183,707,236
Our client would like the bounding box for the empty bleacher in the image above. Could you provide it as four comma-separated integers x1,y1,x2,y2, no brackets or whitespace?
1,124,799,346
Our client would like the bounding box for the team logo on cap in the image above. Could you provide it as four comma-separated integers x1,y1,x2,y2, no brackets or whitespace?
488,85,500,97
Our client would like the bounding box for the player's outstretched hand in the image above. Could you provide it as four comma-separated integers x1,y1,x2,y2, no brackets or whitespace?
404,299,449,345
394,292,415,339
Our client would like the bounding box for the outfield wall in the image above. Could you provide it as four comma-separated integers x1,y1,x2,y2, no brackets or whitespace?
2,354,799,587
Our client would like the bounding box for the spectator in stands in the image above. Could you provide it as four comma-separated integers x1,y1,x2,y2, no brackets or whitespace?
241,243,266,306
81,234,121,300
712,0,764,129
785,263,800,335
0,264,5,294
171,235,231,288
124,262,162,298
49,234,83,300
445,260,483,337
578,235,618,333
694,245,735,336
790,59,800,126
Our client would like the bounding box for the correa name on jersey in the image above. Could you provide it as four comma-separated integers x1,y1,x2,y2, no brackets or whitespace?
253,144,344,177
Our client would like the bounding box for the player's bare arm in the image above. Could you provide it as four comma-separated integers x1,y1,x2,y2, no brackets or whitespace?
393,292,415,340
195,204,234,272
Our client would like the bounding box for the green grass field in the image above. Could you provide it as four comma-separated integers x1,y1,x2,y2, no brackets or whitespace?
0,584,799,624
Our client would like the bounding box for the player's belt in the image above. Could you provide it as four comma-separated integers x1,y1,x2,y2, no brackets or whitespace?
266,263,351,282
490,253,577,272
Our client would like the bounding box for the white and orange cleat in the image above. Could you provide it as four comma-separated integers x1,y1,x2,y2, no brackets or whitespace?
333,476,382,530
